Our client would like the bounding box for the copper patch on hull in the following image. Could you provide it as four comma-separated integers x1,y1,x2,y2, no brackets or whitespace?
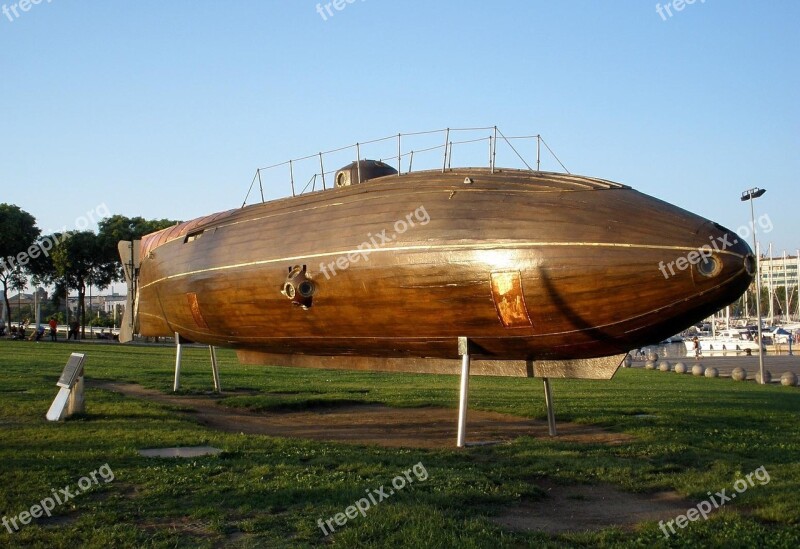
490,271,533,328
187,292,209,330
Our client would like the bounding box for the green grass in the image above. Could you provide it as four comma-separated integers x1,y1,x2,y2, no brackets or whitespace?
0,339,798,547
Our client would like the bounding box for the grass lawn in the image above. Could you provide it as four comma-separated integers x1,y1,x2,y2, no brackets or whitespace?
0,339,798,548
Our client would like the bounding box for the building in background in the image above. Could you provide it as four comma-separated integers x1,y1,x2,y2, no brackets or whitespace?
758,254,799,322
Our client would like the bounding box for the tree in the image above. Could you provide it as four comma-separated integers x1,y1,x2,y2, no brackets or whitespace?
97,215,180,281
0,204,41,331
50,231,117,338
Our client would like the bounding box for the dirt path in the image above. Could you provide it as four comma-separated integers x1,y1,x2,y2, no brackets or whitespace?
89,380,697,534
90,380,632,449
493,478,692,534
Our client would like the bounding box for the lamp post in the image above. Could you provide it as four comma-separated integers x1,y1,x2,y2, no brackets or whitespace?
741,187,767,384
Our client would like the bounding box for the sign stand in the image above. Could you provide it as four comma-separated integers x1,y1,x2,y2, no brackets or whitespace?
46,353,86,421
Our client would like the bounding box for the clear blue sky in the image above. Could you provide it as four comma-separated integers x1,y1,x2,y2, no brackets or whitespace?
2,1,798,256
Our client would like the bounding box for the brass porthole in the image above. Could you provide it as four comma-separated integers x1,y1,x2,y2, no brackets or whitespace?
697,255,722,278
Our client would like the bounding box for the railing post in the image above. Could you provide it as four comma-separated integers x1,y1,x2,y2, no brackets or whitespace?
397,133,402,176
356,143,361,184
448,142,452,170
537,135,541,172
491,126,497,174
289,160,295,197
442,128,450,173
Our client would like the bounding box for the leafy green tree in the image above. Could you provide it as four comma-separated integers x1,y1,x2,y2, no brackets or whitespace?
97,215,180,280
0,204,41,331
50,231,117,338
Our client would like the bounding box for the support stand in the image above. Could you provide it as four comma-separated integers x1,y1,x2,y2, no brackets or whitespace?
457,336,470,448
173,334,222,393
210,346,221,393
173,332,182,392
542,377,557,436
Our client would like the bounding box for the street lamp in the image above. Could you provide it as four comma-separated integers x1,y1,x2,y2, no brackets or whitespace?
741,187,767,384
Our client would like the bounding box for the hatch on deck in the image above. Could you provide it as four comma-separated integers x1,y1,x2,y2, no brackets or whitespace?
334,159,398,187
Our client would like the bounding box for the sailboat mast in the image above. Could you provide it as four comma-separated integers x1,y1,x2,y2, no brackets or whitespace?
784,251,789,323
768,243,774,324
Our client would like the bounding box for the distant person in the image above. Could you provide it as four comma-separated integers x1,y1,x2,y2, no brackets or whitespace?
693,336,701,360
68,320,80,340
48,317,58,341
34,324,45,342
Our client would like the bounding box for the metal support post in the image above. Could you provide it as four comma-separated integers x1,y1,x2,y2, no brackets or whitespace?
457,336,471,448
173,332,182,392
210,345,221,393
543,377,557,436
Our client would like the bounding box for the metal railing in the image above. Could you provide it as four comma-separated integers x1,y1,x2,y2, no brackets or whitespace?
242,126,569,206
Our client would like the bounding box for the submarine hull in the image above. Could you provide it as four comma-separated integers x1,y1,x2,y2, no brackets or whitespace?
133,169,754,361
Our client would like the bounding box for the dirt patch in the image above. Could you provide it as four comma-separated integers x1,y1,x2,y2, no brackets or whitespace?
494,479,689,534
89,381,633,449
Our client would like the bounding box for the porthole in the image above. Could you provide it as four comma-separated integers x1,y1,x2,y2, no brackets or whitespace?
298,281,315,297
697,255,722,278
744,254,756,276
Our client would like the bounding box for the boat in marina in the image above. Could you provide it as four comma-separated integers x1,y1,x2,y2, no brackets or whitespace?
684,328,764,353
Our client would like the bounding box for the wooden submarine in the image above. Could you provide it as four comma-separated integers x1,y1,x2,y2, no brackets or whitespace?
117,128,755,445
118,156,754,382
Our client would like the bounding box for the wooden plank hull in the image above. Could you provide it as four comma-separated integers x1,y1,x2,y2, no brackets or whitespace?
133,169,754,361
